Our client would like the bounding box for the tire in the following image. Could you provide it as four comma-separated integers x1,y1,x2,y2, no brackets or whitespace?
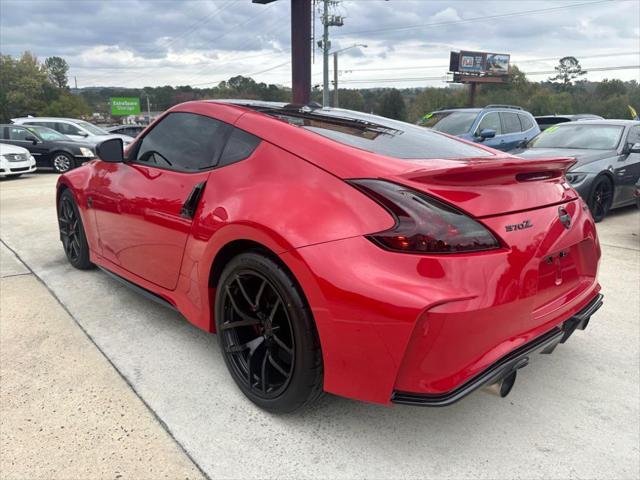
215,252,323,413
587,176,614,222
57,189,94,270
52,152,75,173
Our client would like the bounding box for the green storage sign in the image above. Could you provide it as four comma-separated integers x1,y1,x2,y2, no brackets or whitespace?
110,97,141,116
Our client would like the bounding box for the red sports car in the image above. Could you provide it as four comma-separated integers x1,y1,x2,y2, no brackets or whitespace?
57,101,603,412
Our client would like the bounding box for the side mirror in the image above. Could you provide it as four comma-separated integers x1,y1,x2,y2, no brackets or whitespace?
478,128,496,140
629,142,640,154
96,138,124,163
78,131,89,137
24,136,39,144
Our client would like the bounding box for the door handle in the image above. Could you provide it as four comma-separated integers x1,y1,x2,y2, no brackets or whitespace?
181,181,206,219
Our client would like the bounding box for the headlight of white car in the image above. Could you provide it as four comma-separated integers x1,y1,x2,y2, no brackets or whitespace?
79,147,95,157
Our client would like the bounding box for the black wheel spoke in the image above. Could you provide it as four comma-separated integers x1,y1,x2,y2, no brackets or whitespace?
272,333,293,357
225,286,261,324
220,317,260,330
235,275,255,308
260,351,269,392
268,353,289,377
268,298,281,321
254,279,266,309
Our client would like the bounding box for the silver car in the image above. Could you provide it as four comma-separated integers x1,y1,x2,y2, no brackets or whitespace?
11,117,134,147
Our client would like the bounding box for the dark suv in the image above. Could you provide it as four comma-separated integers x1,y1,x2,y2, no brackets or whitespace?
419,105,540,152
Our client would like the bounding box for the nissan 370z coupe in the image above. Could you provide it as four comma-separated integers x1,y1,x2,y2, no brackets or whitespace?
57,101,603,412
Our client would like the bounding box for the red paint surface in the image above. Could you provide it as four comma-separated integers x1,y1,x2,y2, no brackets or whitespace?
57,101,601,405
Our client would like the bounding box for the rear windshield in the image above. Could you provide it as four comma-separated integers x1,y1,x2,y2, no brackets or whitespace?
528,124,624,150
261,109,492,160
419,111,478,136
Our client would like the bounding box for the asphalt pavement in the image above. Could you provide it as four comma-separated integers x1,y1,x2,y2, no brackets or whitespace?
1,173,638,480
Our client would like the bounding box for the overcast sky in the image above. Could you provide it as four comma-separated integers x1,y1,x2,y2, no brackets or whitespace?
1,0,638,89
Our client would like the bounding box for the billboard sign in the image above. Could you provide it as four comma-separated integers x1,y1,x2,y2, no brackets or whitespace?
110,97,141,116
459,51,485,72
451,51,510,75
486,53,510,75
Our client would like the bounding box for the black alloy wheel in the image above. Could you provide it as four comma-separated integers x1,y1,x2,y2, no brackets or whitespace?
588,176,613,222
58,189,93,269
215,252,323,413
52,153,75,173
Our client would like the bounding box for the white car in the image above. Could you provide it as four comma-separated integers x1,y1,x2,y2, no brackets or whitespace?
0,143,37,178
11,117,134,147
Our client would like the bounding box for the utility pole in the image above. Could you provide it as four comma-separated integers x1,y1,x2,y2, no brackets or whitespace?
320,0,343,108
253,0,312,105
322,0,330,108
333,52,338,107
330,44,367,108
146,94,151,125
74,75,78,89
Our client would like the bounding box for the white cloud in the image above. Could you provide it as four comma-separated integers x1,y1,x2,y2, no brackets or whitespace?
1,0,637,88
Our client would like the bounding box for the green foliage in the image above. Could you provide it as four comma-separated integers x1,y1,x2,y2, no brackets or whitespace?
549,56,587,86
43,92,91,118
44,56,70,89
2,52,639,124
378,89,406,121
0,52,49,122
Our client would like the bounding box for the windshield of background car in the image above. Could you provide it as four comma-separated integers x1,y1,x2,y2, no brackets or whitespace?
25,126,67,141
419,111,478,135
270,110,493,159
76,120,108,135
528,124,624,150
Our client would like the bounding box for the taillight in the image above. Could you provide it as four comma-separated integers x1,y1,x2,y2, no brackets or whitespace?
348,179,500,254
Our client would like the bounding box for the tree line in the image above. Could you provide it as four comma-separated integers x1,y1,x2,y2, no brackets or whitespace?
1,51,638,124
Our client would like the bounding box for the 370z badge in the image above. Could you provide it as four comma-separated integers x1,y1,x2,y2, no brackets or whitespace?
505,220,533,232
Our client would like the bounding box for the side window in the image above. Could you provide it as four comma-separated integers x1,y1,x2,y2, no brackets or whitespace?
218,128,261,167
627,126,640,145
518,114,535,131
8,127,31,141
501,112,522,134
135,112,228,172
476,112,502,135
0,127,8,139
56,122,83,136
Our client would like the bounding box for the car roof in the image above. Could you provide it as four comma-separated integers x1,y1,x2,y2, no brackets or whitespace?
432,105,528,114
536,114,603,120
552,119,639,127
12,117,85,122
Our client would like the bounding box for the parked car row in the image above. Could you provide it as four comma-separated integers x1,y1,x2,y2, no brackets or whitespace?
1,124,97,173
5,109,640,223
11,117,135,146
420,105,640,221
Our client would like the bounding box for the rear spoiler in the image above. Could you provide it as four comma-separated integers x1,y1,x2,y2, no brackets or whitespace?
398,157,577,186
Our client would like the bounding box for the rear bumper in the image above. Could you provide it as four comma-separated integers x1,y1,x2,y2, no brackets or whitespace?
392,293,603,406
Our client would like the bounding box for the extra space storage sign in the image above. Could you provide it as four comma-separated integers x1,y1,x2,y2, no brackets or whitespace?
110,97,141,116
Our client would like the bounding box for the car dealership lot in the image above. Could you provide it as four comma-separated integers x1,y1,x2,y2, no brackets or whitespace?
1,173,639,479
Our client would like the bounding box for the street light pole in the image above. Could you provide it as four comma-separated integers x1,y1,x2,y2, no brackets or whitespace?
329,44,367,108
333,52,338,107
322,0,330,108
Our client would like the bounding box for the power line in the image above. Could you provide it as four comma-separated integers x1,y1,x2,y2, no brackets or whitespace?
189,60,291,87
335,0,618,37
334,51,640,73
339,64,640,84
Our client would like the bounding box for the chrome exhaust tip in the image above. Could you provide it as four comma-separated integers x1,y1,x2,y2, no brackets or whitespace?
482,370,517,398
